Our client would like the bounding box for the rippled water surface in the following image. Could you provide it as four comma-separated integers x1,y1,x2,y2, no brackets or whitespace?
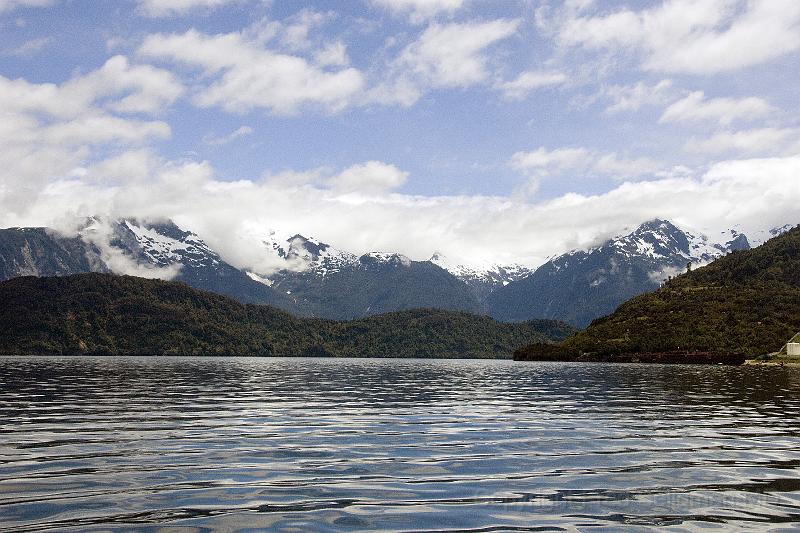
2,357,800,532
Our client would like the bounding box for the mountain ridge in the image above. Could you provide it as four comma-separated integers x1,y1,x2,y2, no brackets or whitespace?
528,224,800,358
486,219,786,327
0,273,575,358
0,217,793,325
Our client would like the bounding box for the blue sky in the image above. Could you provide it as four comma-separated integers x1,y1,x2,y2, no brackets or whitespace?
1,0,799,270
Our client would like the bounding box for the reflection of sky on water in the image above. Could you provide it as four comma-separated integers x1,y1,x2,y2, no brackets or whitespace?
1,357,799,531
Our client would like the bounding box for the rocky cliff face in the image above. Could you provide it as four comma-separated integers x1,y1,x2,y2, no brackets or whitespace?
0,227,108,280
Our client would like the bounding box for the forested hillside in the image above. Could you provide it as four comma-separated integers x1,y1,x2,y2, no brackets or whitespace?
551,225,800,357
0,273,574,358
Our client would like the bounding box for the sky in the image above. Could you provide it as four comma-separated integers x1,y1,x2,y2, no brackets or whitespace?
0,0,799,272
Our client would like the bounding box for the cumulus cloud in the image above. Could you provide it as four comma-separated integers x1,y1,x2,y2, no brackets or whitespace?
401,19,519,87
496,70,566,100
260,161,408,194
0,55,183,117
371,0,465,23
511,147,591,177
0,57,178,219
8,153,800,274
686,127,800,155
137,0,240,17
511,146,661,192
3,1,799,276
139,28,365,115
603,79,674,113
371,19,520,105
660,91,774,125
327,161,408,193
314,41,349,67
277,9,335,52
555,0,800,74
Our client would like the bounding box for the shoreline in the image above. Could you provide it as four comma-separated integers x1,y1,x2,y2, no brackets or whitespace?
745,359,800,367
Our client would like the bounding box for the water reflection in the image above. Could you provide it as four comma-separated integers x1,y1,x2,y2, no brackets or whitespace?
1,357,799,531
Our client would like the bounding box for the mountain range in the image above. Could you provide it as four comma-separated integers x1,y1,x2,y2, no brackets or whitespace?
0,273,574,357
515,224,800,359
488,219,759,327
0,217,793,326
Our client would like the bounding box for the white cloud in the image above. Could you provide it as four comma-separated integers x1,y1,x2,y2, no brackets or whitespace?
75,55,185,114
41,113,170,145
660,91,774,125
0,55,183,117
9,154,800,273
511,147,591,176
593,153,662,178
314,41,349,67
687,127,800,155
139,29,365,115
327,161,409,193
496,70,566,100
82,217,182,279
603,79,673,113
278,9,332,52
137,0,240,17
371,0,465,23
372,19,520,105
0,0,51,12
557,0,800,74
401,20,520,88
78,149,158,184
261,161,408,194
511,146,661,181
0,59,178,220
203,126,253,146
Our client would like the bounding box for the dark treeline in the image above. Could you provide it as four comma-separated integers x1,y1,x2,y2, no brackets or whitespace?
0,273,574,358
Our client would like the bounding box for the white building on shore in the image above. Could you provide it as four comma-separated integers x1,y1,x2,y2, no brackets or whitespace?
782,334,800,358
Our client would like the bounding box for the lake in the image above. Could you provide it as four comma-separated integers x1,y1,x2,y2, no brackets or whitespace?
1,357,799,532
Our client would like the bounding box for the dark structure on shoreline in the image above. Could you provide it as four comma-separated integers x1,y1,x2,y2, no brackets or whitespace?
513,344,746,365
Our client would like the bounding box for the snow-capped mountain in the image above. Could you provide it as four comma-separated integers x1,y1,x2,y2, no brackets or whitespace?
247,233,481,319
487,219,757,327
749,224,796,247
0,217,795,325
429,252,533,303
603,219,739,270
257,232,358,276
241,229,535,317
82,218,223,273
0,218,296,310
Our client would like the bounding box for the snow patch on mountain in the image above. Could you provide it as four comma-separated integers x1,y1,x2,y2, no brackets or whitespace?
430,252,532,290
120,220,221,268
78,218,184,280
361,252,412,267
252,231,358,277
246,271,273,286
749,224,796,247
538,219,753,287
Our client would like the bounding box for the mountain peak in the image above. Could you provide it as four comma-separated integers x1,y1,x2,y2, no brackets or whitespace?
636,218,674,231
285,234,331,262
360,252,412,268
